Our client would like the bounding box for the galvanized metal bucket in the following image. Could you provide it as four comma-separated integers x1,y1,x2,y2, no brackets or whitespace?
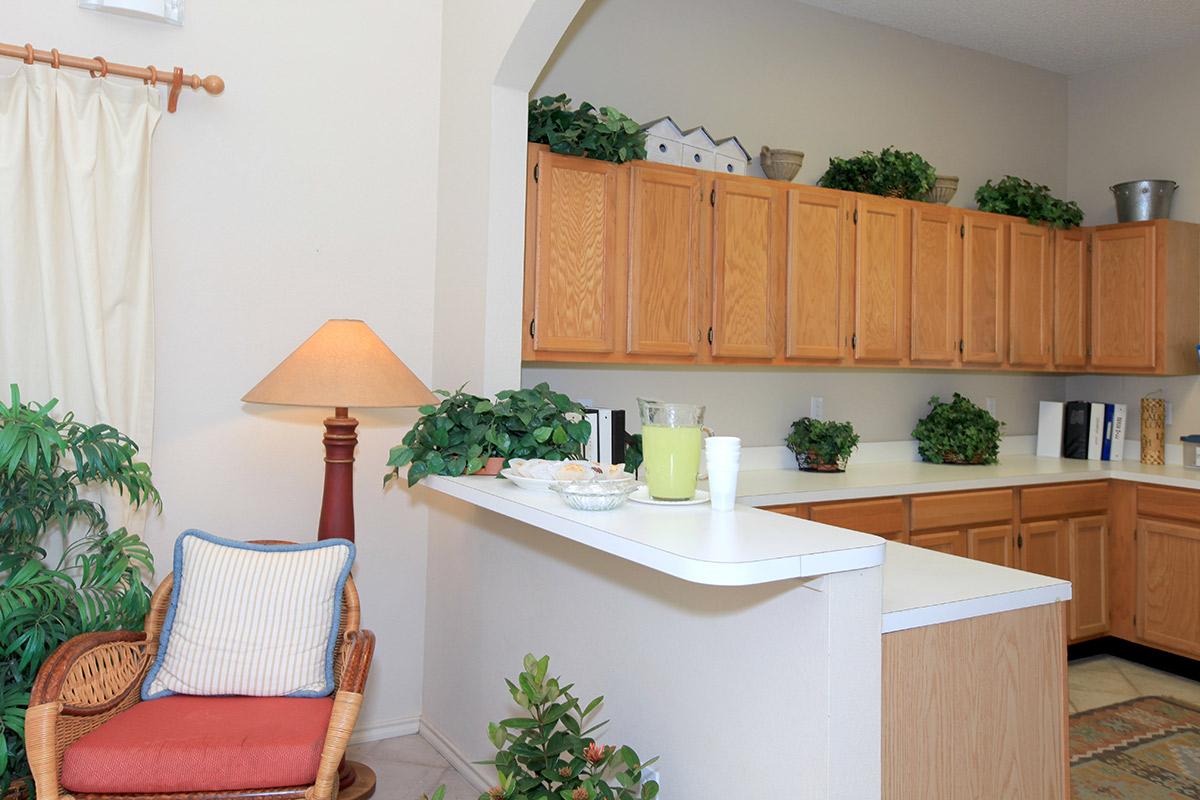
1111,179,1178,222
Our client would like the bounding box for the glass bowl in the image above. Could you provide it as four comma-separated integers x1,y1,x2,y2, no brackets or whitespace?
550,478,639,511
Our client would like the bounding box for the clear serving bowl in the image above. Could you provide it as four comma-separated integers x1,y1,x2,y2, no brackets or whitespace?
550,477,639,511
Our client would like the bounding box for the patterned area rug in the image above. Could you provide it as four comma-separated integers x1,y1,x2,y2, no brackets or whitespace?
1072,696,1200,799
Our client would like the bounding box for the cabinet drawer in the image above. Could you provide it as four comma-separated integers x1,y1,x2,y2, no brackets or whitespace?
1020,482,1108,520
762,504,805,518
808,498,905,536
910,489,1013,531
1138,485,1200,524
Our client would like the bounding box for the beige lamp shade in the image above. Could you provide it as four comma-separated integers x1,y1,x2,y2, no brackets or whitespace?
242,319,436,408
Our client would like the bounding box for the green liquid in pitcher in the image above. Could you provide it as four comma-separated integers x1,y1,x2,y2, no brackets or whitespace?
642,424,702,500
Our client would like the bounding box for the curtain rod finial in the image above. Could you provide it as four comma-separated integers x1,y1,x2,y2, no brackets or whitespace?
201,75,224,95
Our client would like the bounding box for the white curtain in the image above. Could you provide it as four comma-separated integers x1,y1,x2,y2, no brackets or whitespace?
0,64,161,522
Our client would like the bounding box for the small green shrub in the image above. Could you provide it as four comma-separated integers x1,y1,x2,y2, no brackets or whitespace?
386,386,495,487
817,147,937,200
528,94,647,164
974,176,1083,228
786,418,860,472
912,393,1003,465
490,383,590,463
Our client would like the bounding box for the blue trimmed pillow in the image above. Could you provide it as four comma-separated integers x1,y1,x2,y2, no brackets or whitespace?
142,530,355,699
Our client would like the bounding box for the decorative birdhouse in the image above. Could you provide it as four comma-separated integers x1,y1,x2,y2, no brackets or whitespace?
640,117,684,166
714,136,751,176
680,126,717,171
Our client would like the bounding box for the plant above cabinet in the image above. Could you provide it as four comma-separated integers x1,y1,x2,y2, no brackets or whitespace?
912,393,1003,465
527,94,647,164
817,147,937,200
975,176,1083,228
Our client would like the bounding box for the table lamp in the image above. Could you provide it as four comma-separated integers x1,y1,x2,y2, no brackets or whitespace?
242,319,435,543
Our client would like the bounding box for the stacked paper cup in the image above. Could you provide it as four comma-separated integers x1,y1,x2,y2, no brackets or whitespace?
705,436,742,511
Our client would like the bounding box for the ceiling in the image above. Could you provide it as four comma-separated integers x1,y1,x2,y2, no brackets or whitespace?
798,0,1200,74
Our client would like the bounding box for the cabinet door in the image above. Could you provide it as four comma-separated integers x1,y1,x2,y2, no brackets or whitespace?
911,530,966,557
712,178,779,358
1053,228,1089,368
968,524,1013,567
962,213,1006,365
1137,518,1200,656
1020,520,1067,580
1068,515,1109,640
1008,222,1053,368
854,196,909,362
1091,225,1157,369
910,206,960,363
531,151,619,353
785,188,851,360
627,165,703,356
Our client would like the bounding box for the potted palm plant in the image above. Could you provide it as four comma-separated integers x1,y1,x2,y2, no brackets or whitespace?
0,386,159,798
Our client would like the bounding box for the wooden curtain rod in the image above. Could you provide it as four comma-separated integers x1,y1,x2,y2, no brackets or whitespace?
0,41,224,113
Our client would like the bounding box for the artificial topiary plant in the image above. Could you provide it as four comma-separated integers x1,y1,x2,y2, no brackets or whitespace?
528,94,647,164
974,176,1083,228
817,147,937,200
912,393,1003,465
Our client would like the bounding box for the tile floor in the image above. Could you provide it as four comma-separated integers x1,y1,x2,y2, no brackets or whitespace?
358,655,1200,799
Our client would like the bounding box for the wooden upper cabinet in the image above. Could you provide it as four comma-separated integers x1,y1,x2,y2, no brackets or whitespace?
627,165,703,356
1008,222,1053,368
1053,228,1089,368
1137,518,1200,656
910,206,961,364
961,212,1006,365
853,196,909,362
785,188,851,361
528,149,619,353
1090,224,1156,369
711,177,781,359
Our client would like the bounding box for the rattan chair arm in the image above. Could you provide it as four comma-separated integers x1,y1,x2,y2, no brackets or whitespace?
29,630,149,710
336,628,375,695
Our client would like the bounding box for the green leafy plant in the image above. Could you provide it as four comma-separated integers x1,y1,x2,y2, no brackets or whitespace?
528,94,647,164
479,653,659,800
490,383,590,463
786,417,860,472
386,386,496,488
0,385,159,794
623,433,643,475
974,176,1083,228
912,393,1003,465
817,147,937,200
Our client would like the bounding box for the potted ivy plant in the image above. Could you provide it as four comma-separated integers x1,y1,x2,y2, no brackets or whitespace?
786,417,861,472
489,382,591,463
912,393,1003,465
386,386,501,488
817,147,937,200
528,94,647,164
974,176,1083,228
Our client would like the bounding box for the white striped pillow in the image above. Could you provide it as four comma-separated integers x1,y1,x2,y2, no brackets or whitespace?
142,531,355,699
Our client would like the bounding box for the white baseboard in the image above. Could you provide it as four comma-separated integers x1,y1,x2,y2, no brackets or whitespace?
350,714,420,745
419,717,492,792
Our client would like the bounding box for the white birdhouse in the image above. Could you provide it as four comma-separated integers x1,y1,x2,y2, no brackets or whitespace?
714,137,751,176
680,126,716,171
640,117,684,166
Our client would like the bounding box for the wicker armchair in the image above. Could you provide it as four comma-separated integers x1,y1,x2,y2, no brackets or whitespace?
24,547,375,800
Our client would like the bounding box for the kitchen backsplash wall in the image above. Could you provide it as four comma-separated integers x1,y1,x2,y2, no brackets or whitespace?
1065,375,1200,446
522,366,1067,447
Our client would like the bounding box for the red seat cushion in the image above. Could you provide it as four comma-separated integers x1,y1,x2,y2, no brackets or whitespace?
61,695,333,794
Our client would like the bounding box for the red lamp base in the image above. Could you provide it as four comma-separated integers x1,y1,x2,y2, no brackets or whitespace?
317,407,358,542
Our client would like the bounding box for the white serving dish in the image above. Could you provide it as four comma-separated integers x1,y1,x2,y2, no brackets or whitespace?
500,469,556,491
629,487,710,506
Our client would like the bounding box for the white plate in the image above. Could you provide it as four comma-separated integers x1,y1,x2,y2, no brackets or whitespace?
628,487,710,506
500,469,554,491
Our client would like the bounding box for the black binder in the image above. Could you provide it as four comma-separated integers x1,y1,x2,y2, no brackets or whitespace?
1063,401,1090,460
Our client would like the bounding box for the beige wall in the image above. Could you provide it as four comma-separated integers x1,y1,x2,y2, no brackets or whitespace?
2,0,443,733
524,0,1071,445
1065,42,1200,443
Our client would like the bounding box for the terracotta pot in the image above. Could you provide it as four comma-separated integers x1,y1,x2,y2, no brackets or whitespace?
475,456,506,476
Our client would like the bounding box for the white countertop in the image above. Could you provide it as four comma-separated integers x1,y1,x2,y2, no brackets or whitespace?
425,475,884,586
735,454,1200,506
881,542,1070,633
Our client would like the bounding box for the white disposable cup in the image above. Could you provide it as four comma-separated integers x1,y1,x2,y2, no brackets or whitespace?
706,443,741,511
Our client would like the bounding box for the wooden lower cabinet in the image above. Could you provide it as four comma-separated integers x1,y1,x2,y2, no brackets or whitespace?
910,529,965,557
968,524,1013,567
807,497,905,541
1019,520,1067,580
1137,518,1200,657
1067,515,1109,640
883,603,1068,799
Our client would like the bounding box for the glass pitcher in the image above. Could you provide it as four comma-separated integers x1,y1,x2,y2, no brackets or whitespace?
638,399,706,501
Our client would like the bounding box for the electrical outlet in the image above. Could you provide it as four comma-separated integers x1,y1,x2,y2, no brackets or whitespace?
810,396,824,420
643,767,661,793
1166,401,1174,426
986,397,997,416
